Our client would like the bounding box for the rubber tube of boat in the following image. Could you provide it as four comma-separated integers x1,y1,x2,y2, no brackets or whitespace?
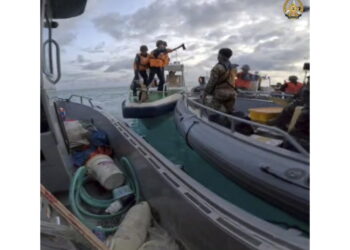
108,201,151,250
86,154,125,190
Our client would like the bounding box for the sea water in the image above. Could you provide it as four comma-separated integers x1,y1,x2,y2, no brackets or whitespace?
50,86,309,235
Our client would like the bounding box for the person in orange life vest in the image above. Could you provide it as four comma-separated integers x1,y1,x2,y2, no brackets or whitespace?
148,40,174,91
235,64,256,90
131,45,151,96
162,41,172,67
280,75,303,95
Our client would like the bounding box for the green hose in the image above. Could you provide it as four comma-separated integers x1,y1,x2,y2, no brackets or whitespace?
69,156,141,233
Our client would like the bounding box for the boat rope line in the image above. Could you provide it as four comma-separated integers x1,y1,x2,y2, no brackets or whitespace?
184,120,199,149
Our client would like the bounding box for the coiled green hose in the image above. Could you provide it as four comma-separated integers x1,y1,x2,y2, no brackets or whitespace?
69,156,140,233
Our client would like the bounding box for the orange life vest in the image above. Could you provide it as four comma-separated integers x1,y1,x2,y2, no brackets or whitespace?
235,72,253,89
284,82,303,94
163,54,170,66
235,78,251,89
235,72,252,89
149,48,172,68
134,53,150,71
149,52,165,67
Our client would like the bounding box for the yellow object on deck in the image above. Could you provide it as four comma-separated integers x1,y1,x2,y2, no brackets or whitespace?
249,107,283,124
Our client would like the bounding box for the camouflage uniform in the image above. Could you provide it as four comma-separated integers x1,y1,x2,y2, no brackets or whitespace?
204,61,237,114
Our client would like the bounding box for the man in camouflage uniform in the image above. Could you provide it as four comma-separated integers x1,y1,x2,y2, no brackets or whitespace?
203,48,237,114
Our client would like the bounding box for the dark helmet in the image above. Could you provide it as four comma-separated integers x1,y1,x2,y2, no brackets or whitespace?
163,41,167,47
289,75,298,82
218,48,233,59
156,40,163,47
140,45,148,52
241,64,250,71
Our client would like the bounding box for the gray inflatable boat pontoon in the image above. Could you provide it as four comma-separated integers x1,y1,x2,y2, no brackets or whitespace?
174,95,309,222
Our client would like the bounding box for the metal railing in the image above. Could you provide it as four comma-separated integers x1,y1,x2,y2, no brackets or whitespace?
185,96,309,157
42,12,61,84
237,90,294,100
67,95,96,108
43,39,61,84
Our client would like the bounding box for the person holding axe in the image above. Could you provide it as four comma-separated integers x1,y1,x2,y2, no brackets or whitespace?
148,40,186,91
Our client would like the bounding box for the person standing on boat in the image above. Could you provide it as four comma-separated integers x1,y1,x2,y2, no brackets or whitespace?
203,48,237,114
280,75,303,95
268,81,309,150
148,40,173,91
131,45,151,96
235,64,256,90
191,76,206,95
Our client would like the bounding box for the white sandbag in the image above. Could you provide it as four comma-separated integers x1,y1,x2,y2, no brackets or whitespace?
138,222,179,250
64,120,89,149
107,202,151,250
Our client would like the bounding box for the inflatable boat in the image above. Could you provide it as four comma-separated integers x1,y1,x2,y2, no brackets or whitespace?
122,64,185,119
42,94,309,249
41,0,308,248
174,95,310,221
122,89,183,118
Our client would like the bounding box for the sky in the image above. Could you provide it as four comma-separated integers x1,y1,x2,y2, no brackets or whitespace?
49,0,310,89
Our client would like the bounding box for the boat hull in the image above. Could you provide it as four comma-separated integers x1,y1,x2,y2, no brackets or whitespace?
174,97,309,222
122,93,181,119
50,100,309,250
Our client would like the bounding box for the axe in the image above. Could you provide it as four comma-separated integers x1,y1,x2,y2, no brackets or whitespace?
171,43,186,52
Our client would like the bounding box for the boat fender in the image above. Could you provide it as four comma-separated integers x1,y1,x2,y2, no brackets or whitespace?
184,121,199,149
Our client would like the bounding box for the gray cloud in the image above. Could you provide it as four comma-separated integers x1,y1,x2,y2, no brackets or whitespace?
71,54,90,64
105,60,132,72
55,32,77,46
82,41,106,53
82,61,108,70
59,0,309,86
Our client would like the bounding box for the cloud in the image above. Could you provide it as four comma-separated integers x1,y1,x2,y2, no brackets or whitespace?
82,42,106,53
82,61,108,70
105,60,132,72
54,32,77,46
70,54,89,64
57,0,309,87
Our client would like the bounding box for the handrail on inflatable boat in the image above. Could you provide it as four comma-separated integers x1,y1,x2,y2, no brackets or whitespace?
237,90,294,99
67,95,95,108
184,95,309,157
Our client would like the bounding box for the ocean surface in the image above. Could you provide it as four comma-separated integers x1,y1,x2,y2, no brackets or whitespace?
49,86,309,234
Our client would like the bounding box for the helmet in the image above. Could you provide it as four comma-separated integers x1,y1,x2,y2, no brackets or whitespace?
140,45,148,52
219,48,233,59
241,64,250,71
156,40,163,47
288,75,298,82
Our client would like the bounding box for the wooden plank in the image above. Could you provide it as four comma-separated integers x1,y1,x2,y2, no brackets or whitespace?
41,184,109,250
